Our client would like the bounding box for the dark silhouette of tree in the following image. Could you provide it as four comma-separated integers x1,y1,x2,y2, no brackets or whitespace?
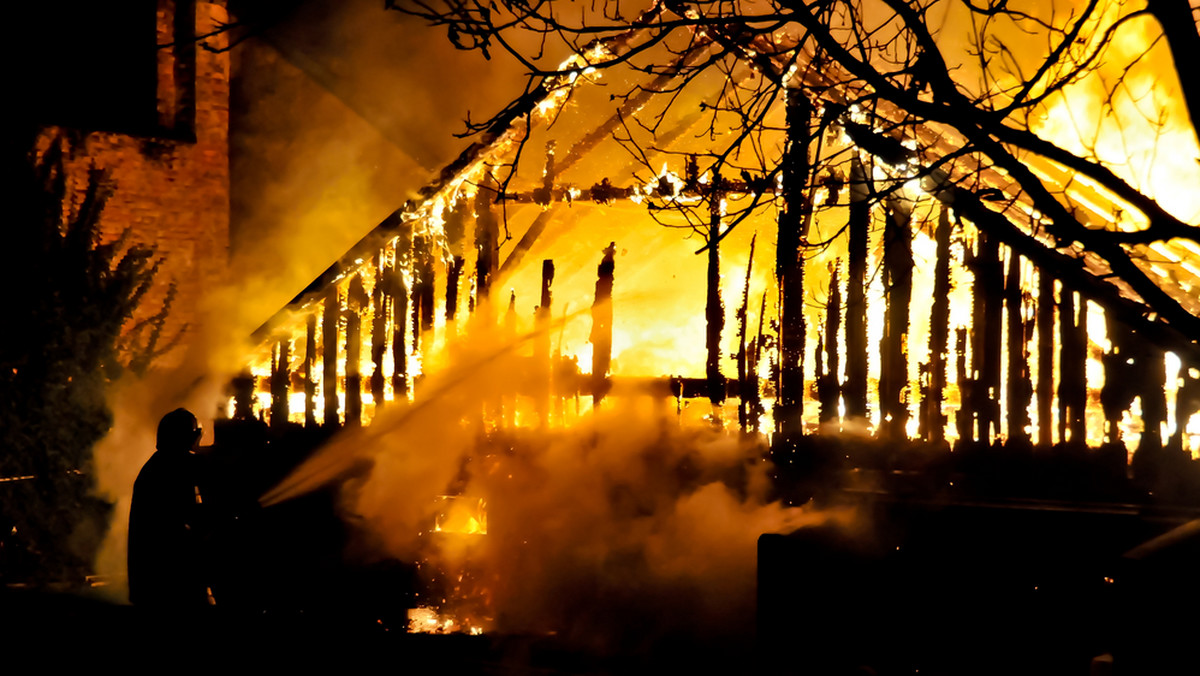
0,137,178,586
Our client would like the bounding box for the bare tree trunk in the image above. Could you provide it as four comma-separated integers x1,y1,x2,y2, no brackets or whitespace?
1037,271,1055,447
591,242,616,407
880,201,912,441
775,88,814,441
322,286,340,427
924,206,951,444
706,207,726,409
844,158,870,422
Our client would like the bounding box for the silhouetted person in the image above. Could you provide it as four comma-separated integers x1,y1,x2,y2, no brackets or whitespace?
128,408,213,608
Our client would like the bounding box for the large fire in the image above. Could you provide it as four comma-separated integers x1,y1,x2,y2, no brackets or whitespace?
231,0,1200,639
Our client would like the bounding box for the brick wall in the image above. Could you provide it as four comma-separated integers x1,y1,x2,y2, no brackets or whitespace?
37,1,230,365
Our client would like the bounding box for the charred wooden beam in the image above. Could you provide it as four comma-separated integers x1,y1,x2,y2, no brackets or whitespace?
446,255,465,322
591,242,616,406
1058,289,1088,445
844,159,870,422
1005,251,1032,445
818,265,842,427
370,258,388,409
737,236,758,432
392,262,409,402
270,337,290,428
880,200,913,441
1101,314,1136,443
536,260,555,427
706,204,726,408
475,173,500,307
922,207,952,444
413,233,436,352
775,88,814,442
304,314,317,427
955,327,972,444
971,230,1003,444
322,286,340,427
1037,271,1055,448
345,276,367,427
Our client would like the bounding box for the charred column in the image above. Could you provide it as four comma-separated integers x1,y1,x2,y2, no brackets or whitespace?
844,159,870,422
445,194,469,323
370,258,388,409
879,200,913,441
345,276,366,426
591,242,616,407
475,173,500,308
322,286,340,427
818,265,842,427
737,236,758,432
1101,314,1136,444
412,231,436,352
1037,271,1055,447
706,202,726,409
955,327,972,443
536,260,555,427
270,337,290,427
304,314,317,427
775,88,814,441
1057,289,1088,445
392,261,410,402
971,231,1003,444
1005,252,1032,445
923,207,952,444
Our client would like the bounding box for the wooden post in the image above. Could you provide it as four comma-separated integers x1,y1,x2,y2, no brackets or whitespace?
413,232,435,353
1037,271,1055,447
955,327,972,443
880,200,912,441
818,265,841,427
1058,289,1088,445
775,87,814,442
474,172,500,308
923,206,952,444
304,314,316,427
370,257,388,410
706,203,726,408
844,158,870,422
536,260,555,427
270,337,290,427
971,230,1002,444
1005,251,1032,445
737,236,758,432
322,286,340,427
392,262,409,402
345,276,366,426
591,242,616,407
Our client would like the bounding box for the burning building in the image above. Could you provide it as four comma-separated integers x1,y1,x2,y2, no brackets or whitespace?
212,2,1200,668
238,2,1200,479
